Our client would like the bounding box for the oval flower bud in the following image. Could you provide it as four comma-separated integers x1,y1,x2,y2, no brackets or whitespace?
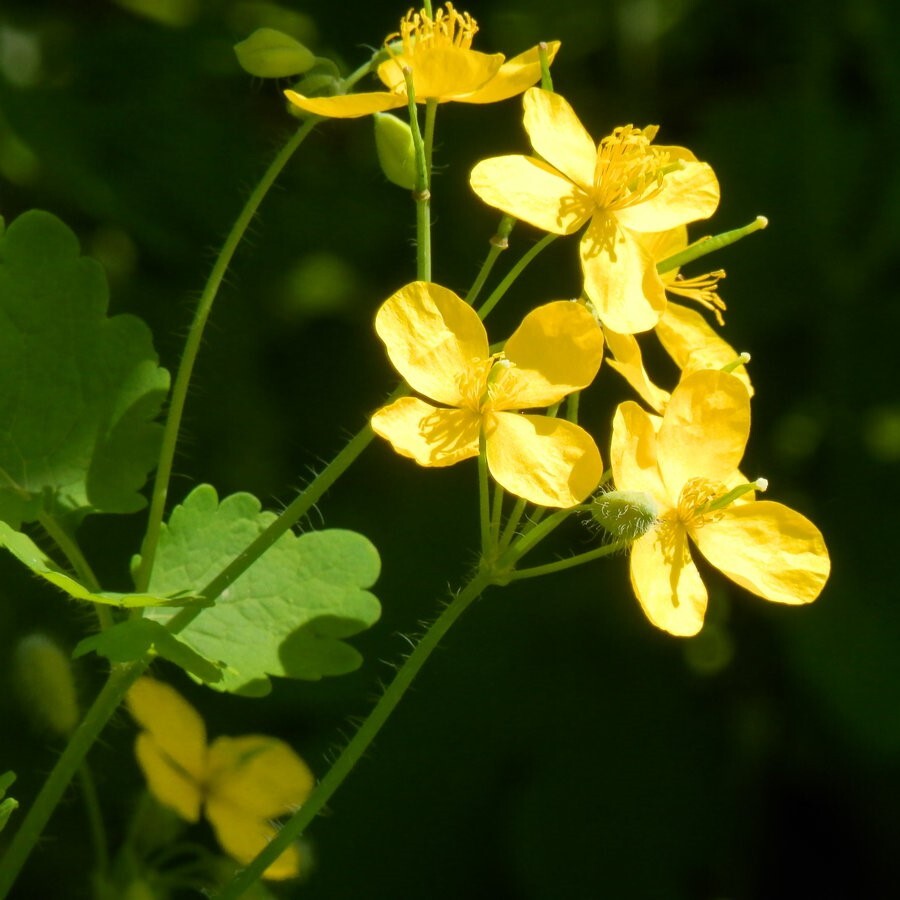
373,112,417,190
14,633,79,737
589,490,659,542
234,28,315,79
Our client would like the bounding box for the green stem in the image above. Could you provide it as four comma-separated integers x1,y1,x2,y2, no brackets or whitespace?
478,432,491,560
656,215,768,275
76,763,108,884
466,216,515,307
403,69,432,282
134,118,320,594
38,513,112,632
490,482,504,549
475,233,558,320
500,506,573,567
215,568,495,899
508,537,631,581
539,42,555,91
0,663,146,899
498,497,527,552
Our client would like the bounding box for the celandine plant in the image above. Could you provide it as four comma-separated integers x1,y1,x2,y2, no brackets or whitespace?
0,3,831,897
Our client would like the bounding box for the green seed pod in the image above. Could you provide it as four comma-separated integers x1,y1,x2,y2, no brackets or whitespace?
374,113,417,191
589,490,659,542
234,28,315,79
14,633,80,738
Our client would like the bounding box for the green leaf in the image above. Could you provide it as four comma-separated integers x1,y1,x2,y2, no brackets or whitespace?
234,28,316,78
0,210,169,527
0,772,17,833
0,521,203,608
73,619,222,683
144,485,381,695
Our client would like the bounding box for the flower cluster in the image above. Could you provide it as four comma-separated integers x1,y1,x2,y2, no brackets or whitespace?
353,6,829,635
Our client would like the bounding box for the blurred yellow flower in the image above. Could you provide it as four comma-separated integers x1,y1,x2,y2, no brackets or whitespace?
611,370,830,636
127,678,313,880
470,88,720,334
285,4,559,118
603,226,751,413
371,282,604,508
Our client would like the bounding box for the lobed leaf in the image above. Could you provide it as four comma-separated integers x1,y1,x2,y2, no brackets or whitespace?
0,210,169,526
143,485,381,695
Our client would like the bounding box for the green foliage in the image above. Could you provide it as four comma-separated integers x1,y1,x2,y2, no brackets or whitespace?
0,522,201,608
142,485,381,695
0,772,17,833
374,113,418,190
73,620,222,684
0,211,169,527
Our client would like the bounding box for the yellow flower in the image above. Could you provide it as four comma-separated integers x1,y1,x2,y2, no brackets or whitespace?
611,370,830,636
127,678,313,880
470,88,720,334
603,226,751,413
371,282,604,508
285,4,559,118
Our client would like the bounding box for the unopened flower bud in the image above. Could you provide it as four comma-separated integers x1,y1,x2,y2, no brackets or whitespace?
234,28,315,78
374,113,417,190
14,633,79,737
589,490,659,541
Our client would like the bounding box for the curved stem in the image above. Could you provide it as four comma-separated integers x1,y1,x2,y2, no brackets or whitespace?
508,536,631,581
134,117,320,594
215,567,494,900
403,70,432,282
466,216,515,307
0,663,146,899
76,763,108,884
475,233,558,321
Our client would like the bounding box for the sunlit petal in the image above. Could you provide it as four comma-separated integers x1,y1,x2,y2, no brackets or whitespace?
458,42,560,104
692,501,830,604
499,301,603,409
375,282,488,406
603,327,671,413
581,219,666,334
284,90,405,118
372,398,480,466
486,412,602,507
614,160,720,233
377,47,504,99
630,525,707,636
657,370,749,496
205,803,301,880
470,155,592,235
522,87,596,190
610,401,668,506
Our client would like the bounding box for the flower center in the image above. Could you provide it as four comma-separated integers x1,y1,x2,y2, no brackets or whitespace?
389,3,478,57
456,356,515,413
674,477,726,530
592,125,669,213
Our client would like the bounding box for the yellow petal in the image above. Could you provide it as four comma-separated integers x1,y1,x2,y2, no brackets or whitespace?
643,226,688,277
372,397,481,466
485,411,602,507
581,219,666,334
470,155,592,235
656,302,753,396
610,401,668,507
522,87,596,190
205,803,301,880
630,524,708,636
127,678,207,785
206,735,314,820
283,89,405,118
603,327,671,414
499,301,603,409
457,41,561,104
691,501,830,604
377,47,504,100
614,161,720,233
657,370,749,497
374,281,488,406
134,733,203,823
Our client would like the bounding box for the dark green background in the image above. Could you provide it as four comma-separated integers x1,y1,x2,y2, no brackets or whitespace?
2,0,898,897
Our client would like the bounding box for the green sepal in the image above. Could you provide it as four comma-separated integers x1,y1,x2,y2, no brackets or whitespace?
234,28,315,78
142,485,382,695
73,619,223,684
374,113,417,190
0,521,204,608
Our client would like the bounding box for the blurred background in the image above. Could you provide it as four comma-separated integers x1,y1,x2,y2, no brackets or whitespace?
1,0,898,897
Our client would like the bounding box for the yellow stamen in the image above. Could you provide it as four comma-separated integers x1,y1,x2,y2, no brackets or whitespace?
666,270,727,325
675,477,726,528
592,126,668,212
388,3,479,56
